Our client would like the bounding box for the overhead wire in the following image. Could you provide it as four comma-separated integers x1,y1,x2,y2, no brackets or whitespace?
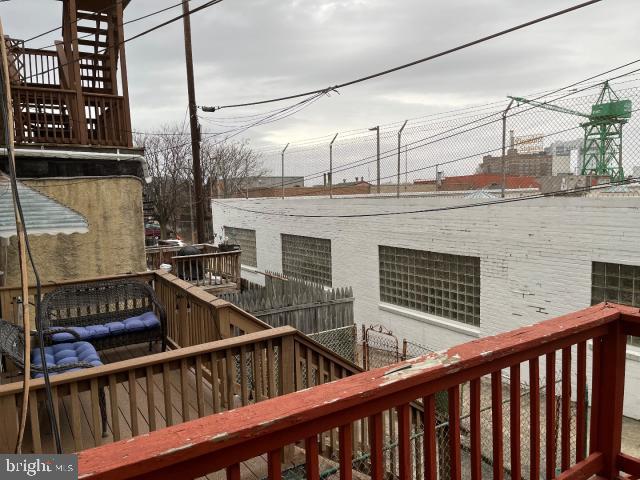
201,0,603,112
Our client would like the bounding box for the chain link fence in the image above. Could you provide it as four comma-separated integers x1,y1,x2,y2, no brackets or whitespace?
229,80,640,202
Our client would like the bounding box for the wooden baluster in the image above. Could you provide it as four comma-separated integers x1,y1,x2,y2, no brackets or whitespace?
491,371,504,480
128,370,139,437
339,424,353,480
423,395,436,480
90,379,103,446
511,365,522,480
239,346,249,406
590,323,626,479
575,341,587,462
226,463,240,480
449,386,461,480
68,383,83,451
145,366,157,431
398,403,411,480
561,347,571,472
253,342,264,402
225,349,235,408
28,390,42,453
546,351,556,480
195,356,205,417
305,435,320,480
268,449,282,480
267,340,276,397
108,374,120,441
211,352,221,413
162,363,173,426
530,357,541,480
180,359,190,422
470,378,481,480
369,413,384,480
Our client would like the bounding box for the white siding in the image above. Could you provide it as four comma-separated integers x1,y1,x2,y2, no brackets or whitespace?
212,195,640,418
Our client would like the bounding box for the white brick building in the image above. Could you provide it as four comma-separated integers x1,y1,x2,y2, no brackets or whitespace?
212,194,640,418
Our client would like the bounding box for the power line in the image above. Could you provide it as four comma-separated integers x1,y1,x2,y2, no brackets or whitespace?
20,0,224,83
249,57,640,155
33,0,197,51
201,0,603,112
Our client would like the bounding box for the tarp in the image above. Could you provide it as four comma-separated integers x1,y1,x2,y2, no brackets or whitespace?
0,174,88,238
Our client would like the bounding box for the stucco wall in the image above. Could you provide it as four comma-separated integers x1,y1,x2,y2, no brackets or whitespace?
212,194,640,418
2,176,145,285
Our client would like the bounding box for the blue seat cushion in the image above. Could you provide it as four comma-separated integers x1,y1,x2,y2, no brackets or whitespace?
50,311,161,342
31,341,102,378
122,311,161,332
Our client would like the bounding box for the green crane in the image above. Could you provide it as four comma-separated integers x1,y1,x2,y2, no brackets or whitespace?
508,81,632,181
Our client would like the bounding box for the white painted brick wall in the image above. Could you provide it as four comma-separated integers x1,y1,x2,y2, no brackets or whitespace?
213,195,640,418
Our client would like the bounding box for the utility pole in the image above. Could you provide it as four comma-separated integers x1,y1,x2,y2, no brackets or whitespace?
182,0,205,243
281,143,289,199
369,126,380,194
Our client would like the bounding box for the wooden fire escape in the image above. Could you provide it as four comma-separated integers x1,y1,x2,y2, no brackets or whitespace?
5,0,132,148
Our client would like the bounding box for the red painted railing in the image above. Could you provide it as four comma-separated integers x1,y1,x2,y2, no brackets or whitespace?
78,303,640,480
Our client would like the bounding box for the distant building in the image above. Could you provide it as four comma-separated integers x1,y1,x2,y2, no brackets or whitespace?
479,149,554,177
245,176,305,189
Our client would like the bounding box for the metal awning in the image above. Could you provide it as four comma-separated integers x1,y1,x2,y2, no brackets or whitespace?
0,174,88,238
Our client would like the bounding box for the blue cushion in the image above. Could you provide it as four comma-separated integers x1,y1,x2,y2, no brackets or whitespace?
31,341,102,377
49,311,160,343
123,311,161,332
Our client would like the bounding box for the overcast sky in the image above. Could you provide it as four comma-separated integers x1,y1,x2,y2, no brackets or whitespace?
1,0,639,150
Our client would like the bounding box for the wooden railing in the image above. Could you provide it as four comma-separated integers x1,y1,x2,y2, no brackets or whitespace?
153,270,269,348
0,325,362,454
78,303,640,480
84,93,129,147
145,244,218,271
171,251,242,289
5,41,131,147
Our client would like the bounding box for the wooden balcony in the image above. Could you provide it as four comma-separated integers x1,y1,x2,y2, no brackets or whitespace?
76,303,640,480
146,245,242,294
4,0,133,148
0,271,359,458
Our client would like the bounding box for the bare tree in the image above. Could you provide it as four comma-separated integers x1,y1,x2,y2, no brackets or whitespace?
200,139,266,198
135,124,191,238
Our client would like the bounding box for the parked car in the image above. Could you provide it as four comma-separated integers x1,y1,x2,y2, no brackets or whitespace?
144,222,161,238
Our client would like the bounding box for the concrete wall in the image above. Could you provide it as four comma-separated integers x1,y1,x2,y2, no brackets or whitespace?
2,176,145,286
212,195,640,418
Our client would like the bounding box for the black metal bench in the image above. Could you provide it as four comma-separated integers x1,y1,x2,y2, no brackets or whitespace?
41,279,167,351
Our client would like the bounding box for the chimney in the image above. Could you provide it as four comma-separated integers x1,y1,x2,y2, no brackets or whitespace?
509,130,515,149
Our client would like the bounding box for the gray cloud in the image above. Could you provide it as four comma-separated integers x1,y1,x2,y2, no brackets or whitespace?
2,0,638,147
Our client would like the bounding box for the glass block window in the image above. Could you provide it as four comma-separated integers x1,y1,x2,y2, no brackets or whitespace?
591,262,640,347
224,227,257,267
379,246,480,327
281,234,332,287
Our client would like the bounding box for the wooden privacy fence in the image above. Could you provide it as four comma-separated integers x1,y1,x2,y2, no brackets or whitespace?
220,275,354,334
